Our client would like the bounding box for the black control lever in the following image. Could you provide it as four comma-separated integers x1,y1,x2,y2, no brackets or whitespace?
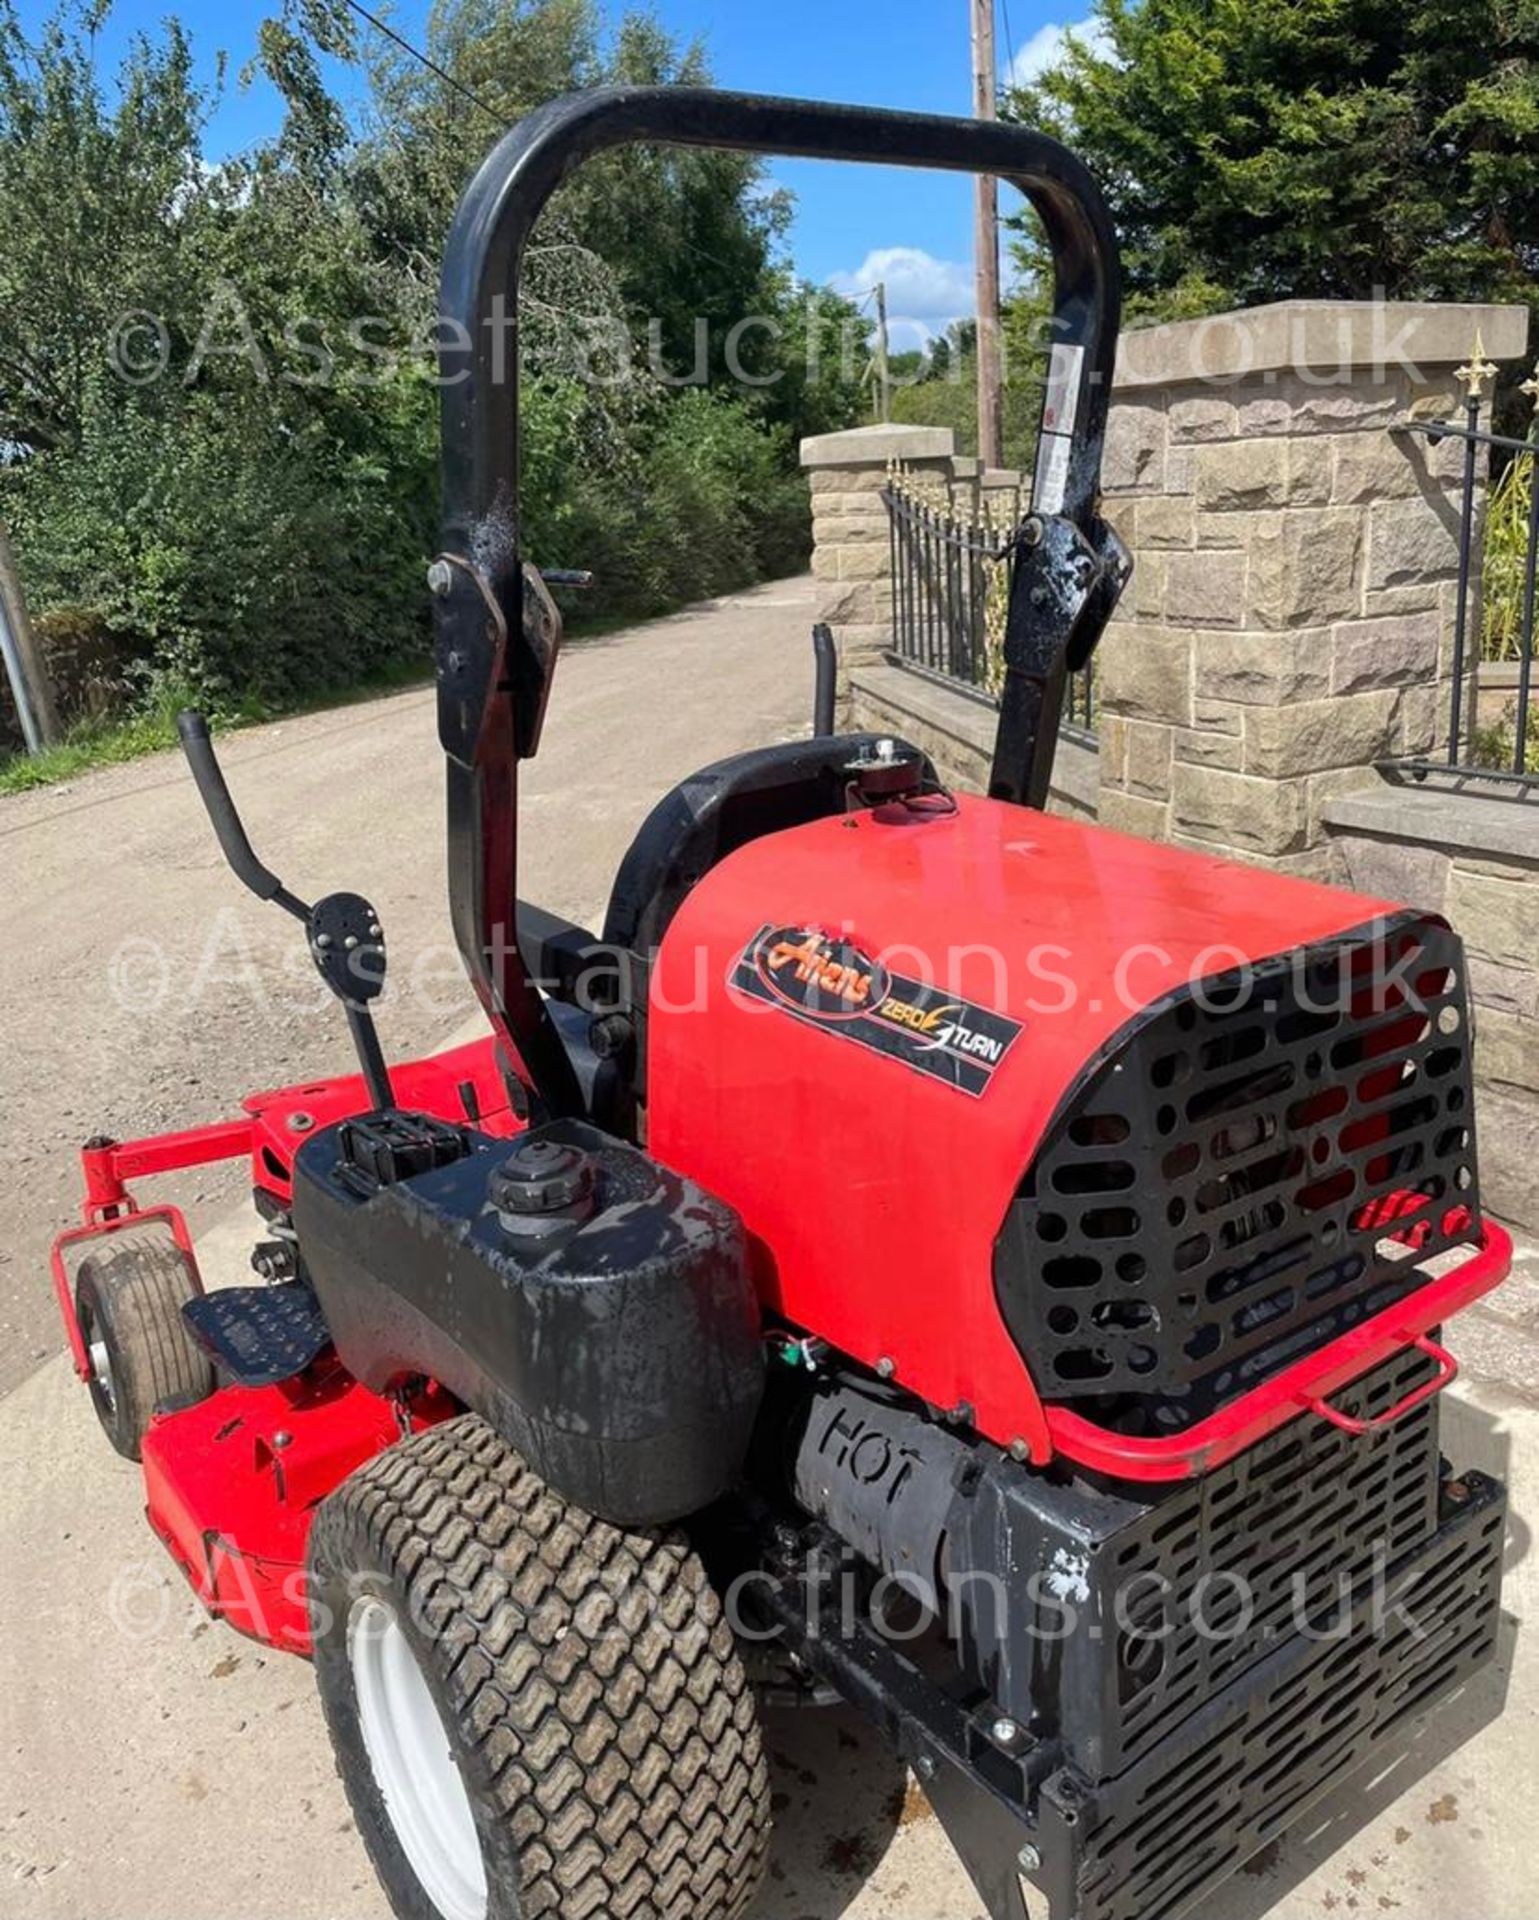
176,710,395,1112
176,711,309,920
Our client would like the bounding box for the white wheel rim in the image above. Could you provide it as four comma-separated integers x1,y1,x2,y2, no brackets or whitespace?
88,1337,115,1409
348,1596,488,1920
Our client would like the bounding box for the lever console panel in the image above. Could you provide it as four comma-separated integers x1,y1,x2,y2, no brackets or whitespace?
291,1114,764,1525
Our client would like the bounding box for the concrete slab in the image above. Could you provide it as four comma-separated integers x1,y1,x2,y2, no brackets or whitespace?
5,1202,1535,1920
1321,783,1539,866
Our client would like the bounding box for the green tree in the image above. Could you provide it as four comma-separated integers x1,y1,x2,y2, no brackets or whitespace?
889,316,1044,466
2,0,857,751
310,0,863,441
315,0,784,376
0,0,441,707
745,274,870,442
1004,0,1539,322
0,2,217,450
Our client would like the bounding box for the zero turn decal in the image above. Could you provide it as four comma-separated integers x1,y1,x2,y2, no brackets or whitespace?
732,925,1024,1097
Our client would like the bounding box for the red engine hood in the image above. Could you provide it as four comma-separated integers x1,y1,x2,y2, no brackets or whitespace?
646,793,1402,1461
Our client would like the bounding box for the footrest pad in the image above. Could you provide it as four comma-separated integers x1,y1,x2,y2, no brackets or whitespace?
182,1283,331,1387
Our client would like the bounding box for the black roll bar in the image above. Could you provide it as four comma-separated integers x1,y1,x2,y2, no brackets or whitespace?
433,86,1125,1116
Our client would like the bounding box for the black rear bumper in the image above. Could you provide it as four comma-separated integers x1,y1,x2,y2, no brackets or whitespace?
757,1458,1506,1920
1034,1468,1506,1920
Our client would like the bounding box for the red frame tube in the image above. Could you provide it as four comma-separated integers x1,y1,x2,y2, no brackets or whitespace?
78,1118,253,1216
1303,1332,1458,1437
52,1202,208,1380
52,1119,253,1379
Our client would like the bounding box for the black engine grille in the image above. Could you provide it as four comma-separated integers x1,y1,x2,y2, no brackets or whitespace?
1055,1474,1505,1920
995,913,1479,1432
996,1346,1444,1779
1097,1345,1441,1769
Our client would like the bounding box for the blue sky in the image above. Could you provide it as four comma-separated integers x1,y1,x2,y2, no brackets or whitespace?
17,0,1103,332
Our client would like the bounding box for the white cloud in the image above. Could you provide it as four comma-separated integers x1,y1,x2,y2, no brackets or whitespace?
1008,13,1112,88
827,247,976,338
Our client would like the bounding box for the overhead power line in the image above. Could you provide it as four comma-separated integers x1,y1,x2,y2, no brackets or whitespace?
998,0,1018,89
339,0,503,127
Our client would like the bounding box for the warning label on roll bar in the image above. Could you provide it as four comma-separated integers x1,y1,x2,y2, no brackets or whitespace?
1033,341,1085,515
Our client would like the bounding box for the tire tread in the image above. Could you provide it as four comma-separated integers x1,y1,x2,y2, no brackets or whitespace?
77,1239,215,1456
310,1414,771,1920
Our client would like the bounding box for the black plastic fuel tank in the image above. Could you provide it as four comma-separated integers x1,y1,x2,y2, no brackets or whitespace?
291,1112,764,1526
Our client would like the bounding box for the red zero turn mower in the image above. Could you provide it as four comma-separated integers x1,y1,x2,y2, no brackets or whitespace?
55,90,1514,1920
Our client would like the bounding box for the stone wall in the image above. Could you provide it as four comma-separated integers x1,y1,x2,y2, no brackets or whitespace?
798,303,1530,859
803,422,958,689
1324,785,1539,1231
1096,301,1529,876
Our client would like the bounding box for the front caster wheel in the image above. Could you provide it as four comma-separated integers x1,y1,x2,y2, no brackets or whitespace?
75,1240,217,1459
307,1414,773,1920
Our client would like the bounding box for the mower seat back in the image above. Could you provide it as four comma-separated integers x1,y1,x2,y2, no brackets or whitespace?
602,733,931,958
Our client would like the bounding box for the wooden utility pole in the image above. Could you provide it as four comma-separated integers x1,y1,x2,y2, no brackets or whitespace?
970,0,1004,469
874,280,892,423
0,520,59,752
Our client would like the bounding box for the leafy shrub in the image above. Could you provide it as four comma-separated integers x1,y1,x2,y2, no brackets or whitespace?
7,372,813,727
637,389,809,605
523,386,810,621
6,371,437,712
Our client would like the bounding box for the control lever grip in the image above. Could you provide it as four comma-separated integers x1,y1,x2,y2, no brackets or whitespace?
175,711,308,919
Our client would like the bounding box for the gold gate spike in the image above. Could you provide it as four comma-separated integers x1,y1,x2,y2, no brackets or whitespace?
1456,329,1498,403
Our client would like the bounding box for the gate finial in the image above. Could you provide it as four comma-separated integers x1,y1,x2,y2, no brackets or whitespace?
1455,329,1498,404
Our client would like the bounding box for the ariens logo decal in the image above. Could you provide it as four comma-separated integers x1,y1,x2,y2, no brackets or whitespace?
732,924,1023,1097
755,926,891,1023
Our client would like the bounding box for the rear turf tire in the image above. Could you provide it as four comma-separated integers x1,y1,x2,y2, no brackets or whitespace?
75,1241,217,1460
307,1414,773,1920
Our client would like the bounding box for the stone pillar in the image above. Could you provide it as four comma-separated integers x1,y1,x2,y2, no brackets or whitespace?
1095,300,1530,874
799,423,957,697
1323,785,1539,1227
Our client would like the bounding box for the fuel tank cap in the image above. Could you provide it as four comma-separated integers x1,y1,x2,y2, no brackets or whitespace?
843,737,927,805
490,1136,596,1218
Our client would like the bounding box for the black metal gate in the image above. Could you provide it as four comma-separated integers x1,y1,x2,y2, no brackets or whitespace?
882,473,1096,737
1387,344,1537,793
